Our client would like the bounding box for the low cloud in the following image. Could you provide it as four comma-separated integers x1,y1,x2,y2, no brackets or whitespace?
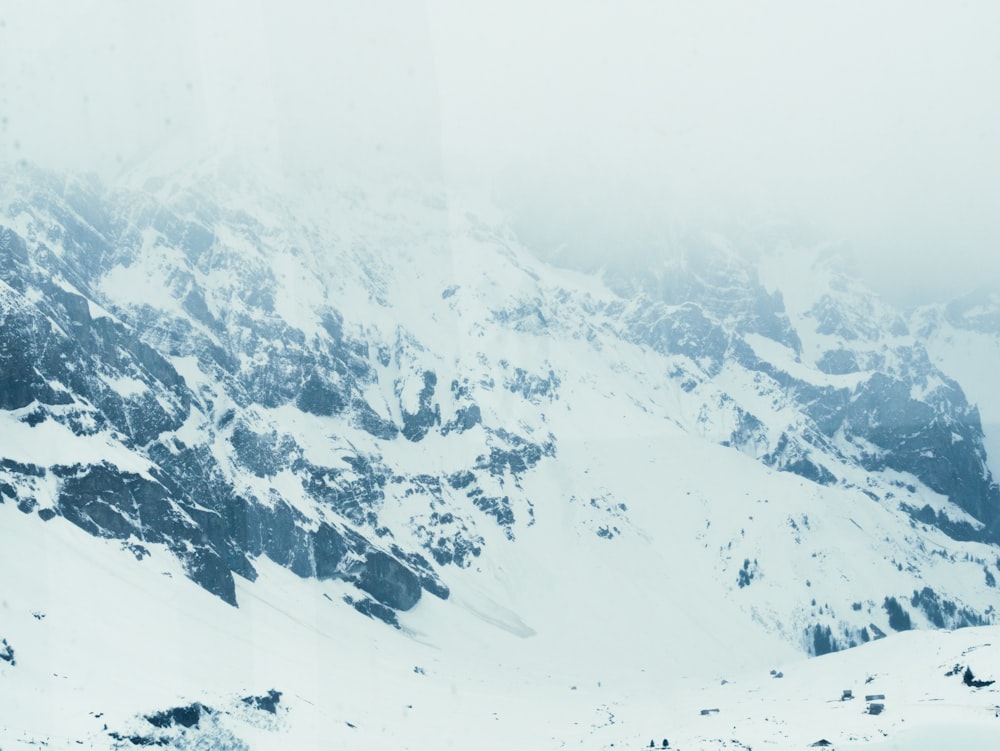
2,0,998,304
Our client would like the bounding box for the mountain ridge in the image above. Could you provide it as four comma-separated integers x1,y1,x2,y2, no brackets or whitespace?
2,161,999,653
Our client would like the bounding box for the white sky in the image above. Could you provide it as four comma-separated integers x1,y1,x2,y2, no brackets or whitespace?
1,0,999,304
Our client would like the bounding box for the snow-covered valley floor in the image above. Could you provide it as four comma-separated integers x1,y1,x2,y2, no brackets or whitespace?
2,499,997,750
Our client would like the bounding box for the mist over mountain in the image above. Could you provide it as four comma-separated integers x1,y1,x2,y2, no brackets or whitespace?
3,1,1000,303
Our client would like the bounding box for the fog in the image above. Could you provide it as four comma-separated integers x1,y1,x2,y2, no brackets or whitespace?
2,0,999,304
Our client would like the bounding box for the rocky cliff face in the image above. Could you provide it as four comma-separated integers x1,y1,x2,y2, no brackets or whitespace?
0,170,455,617
2,163,999,650
602,243,1000,544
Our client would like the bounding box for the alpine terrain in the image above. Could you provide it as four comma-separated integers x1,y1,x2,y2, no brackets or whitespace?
1,160,998,749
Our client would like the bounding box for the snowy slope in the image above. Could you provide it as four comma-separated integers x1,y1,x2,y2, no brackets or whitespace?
2,162,1000,748
3,499,999,750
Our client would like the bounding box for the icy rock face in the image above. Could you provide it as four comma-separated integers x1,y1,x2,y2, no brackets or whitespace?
0,170,451,613
2,165,1000,646
840,370,998,536
604,240,803,353
608,244,1000,544
604,250,999,541
780,266,1000,541
399,370,440,441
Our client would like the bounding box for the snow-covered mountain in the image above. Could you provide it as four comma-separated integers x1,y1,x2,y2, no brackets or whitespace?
1,161,998,749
